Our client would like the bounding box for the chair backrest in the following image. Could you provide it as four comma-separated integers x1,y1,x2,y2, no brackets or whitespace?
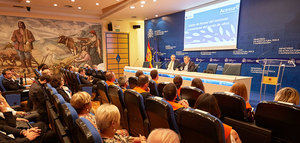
75,117,102,143
180,86,204,107
255,101,300,143
212,92,247,121
0,74,6,91
96,80,110,104
53,93,66,116
124,89,149,136
2,91,21,106
61,103,79,129
222,63,242,76
107,85,128,130
206,64,218,74
76,74,82,85
148,79,159,97
176,108,225,143
145,96,179,133
157,82,170,97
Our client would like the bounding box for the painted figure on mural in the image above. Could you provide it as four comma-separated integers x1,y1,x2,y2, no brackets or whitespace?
11,21,35,71
74,46,92,67
84,30,102,65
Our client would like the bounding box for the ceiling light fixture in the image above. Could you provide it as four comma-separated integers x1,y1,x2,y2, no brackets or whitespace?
54,4,58,7
96,3,99,5
130,6,135,9
141,5,144,7
71,0,75,2
141,1,146,4
153,0,157,2
145,18,148,20
25,0,30,3
155,14,158,17
78,6,82,10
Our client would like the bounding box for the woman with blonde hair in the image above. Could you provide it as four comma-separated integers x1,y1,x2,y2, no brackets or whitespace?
274,87,299,105
95,104,146,143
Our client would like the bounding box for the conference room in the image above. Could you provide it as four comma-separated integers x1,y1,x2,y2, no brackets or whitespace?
0,0,299,143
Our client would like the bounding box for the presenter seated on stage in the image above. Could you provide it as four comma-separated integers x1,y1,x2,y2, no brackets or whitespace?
178,56,196,72
166,54,180,71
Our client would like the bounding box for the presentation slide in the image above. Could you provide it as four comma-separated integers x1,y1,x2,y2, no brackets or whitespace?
184,0,241,51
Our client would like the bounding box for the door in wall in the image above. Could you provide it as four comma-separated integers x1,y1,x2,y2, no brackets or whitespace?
105,32,129,78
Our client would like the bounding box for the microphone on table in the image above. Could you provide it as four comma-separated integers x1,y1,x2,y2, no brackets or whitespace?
161,58,170,69
194,58,202,72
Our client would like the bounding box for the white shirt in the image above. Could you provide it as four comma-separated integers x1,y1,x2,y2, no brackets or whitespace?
167,61,174,70
184,62,189,71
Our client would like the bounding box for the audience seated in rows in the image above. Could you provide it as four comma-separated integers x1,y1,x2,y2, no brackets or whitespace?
117,76,128,92
163,83,189,111
78,68,91,84
28,75,51,123
133,75,149,94
2,69,25,91
147,128,180,143
230,83,252,110
173,75,183,101
95,104,146,143
106,71,116,86
191,78,205,92
128,77,138,89
135,70,144,77
50,75,71,103
150,69,159,84
194,93,241,143
274,87,299,105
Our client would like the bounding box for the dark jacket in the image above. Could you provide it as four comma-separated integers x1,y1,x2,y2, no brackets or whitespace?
29,82,47,122
180,61,196,72
166,60,180,70
2,78,24,91
56,88,70,103
79,76,90,84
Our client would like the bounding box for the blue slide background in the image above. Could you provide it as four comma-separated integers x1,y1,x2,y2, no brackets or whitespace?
144,0,300,95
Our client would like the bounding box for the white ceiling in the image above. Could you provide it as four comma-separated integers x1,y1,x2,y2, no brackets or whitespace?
0,0,216,21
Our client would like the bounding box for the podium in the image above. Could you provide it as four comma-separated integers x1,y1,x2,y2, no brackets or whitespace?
257,59,296,101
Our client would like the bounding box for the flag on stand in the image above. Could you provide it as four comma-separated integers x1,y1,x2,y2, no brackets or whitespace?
146,41,153,68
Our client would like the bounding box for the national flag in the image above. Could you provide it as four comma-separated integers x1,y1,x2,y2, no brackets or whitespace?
146,41,153,68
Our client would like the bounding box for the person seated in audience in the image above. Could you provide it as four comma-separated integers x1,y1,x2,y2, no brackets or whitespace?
106,71,116,86
0,91,28,118
2,69,25,91
41,69,52,76
230,83,252,109
173,75,183,101
95,104,146,143
7,68,20,81
118,77,127,92
194,93,241,143
135,70,144,77
38,64,49,73
128,77,138,89
133,75,151,99
78,68,91,84
70,92,97,127
179,56,196,72
92,65,98,70
150,69,159,84
84,64,92,69
274,87,299,105
29,75,51,123
147,128,180,143
191,78,205,92
163,83,189,111
50,75,71,102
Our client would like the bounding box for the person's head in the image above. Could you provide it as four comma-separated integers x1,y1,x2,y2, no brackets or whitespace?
38,64,48,71
135,70,144,77
70,91,92,114
92,65,98,70
184,56,190,64
42,69,52,76
274,87,299,105
137,75,149,89
50,75,63,88
118,76,127,88
105,71,116,82
173,75,183,89
170,54,176,62
83,64,91,69
2,69,12,79
68,66,74,71
18,21,26,29
78,68,86,75
128,77,138,89
82,46,87,51
163,83,177,101
95,104,120,133
191,78,205,92
230,83,248,101
150,69,159,81
147,128,180,143
39,75,52,84
194,93,221,118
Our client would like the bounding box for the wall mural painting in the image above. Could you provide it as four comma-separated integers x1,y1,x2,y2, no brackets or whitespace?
0,15,103,74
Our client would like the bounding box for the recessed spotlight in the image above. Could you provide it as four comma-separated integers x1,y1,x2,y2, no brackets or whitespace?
155,14,158,17
26,0,30,3
130,6,135,9
54,4,58,7
153,0,157,2
116,0,120,1
78,6,82,10
71,0,75,2
141,1,146,4
141,5,144,8
145,17,148,20
96,3,99,5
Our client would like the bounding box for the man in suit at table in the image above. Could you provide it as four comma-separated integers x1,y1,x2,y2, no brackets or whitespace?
166,54,180,70
179,56,196,72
